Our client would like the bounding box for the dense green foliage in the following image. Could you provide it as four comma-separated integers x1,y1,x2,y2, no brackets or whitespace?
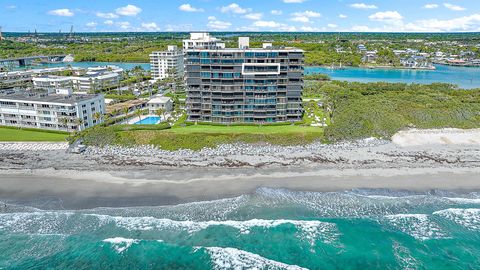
3,32,479,65
312,82,480,141
304,73,331,81
73,80,480,148
0,38,181,62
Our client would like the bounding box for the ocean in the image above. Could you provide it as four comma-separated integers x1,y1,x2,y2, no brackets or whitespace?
1,187,480,269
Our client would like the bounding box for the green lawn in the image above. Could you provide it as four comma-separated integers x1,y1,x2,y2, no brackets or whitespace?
167,124,322,134
0,127,68,142
114,124,324,150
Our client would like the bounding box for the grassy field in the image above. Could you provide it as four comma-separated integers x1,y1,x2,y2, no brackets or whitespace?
0,127,68,142
78,123,325,150
168,125,319,134
116,124,324,150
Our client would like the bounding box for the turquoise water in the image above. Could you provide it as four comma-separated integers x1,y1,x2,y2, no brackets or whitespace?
1,188,480,269
306,65,480,89
19,62,480,89
135,116,161,125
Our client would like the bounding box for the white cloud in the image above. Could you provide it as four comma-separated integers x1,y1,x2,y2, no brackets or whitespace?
328,23,338,28
207,16,232,30
96,12,119,19
179,4,204,12
444,3,465,11
404,14,480,31
339,14,348,18
369,11,403,21
349,13,480,32
292,10,321,18
141,22,160,31
104,20,114,25
48,9,74,17
424,4,439,9
116,21,131,30
220,3,249,14
115,5,142,16
244,13,263,20
86,22,97,27
350,3,378,9
271,10,283,15
291,17,310,23
5,5,16,9
290,10,321,23
283,0,306,3
250,20,296,31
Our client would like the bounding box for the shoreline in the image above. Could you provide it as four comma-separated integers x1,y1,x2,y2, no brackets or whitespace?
1,167,480,210
0,128,479,210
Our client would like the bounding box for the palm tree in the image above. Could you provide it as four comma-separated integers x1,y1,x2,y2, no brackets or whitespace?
93,112,102,125
104,114,111,124
123,106,130,116
59,117,69,131
135,109,143,122
155,108,165,123
75,117,84,131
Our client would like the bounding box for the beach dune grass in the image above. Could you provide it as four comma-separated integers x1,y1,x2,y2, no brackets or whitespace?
117,125,325,150
0,126,68,142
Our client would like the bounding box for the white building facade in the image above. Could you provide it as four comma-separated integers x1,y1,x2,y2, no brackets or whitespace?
0,89,105,131
147,96,173,114
149,45,184,80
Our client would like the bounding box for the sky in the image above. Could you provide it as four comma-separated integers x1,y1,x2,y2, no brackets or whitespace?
1,0,480,33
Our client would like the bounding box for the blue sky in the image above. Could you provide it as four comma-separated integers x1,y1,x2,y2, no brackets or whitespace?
1,0,479,32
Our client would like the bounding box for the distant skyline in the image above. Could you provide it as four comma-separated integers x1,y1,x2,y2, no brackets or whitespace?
1,0,480,32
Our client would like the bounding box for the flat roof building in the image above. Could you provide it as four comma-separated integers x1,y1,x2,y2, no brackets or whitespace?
0,88,105,131
150,45,184,80
147,96,173,114
32,66,123,93
184,33,304,124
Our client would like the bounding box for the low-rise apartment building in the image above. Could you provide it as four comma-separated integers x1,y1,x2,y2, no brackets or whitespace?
32,66,122,93
184,33,304,124
150,45,184,80
147,96,173,114
0,67,81,87
0,88,105,131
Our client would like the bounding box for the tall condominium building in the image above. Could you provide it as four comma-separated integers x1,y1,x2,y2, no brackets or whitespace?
0,88,105,131
184,33,304,123
150,45,184,80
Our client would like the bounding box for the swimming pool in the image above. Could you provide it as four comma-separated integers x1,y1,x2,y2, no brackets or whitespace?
134,116,161,125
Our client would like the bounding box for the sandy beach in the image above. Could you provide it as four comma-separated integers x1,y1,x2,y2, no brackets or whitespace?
0,129,479,209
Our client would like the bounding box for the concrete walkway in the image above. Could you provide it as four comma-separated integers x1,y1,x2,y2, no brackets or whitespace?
0,142,69,151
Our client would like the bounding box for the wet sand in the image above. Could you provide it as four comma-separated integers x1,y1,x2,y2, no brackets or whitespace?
1,166,480,209
1,129,479,210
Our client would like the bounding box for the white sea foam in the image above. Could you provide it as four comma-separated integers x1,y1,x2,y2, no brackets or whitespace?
433,208,480,230
444,198,480,204
384,214,447,240
206,246,308,270
0,212,74,234
103,237,138,253
88,214,338,246
392,241,418,269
